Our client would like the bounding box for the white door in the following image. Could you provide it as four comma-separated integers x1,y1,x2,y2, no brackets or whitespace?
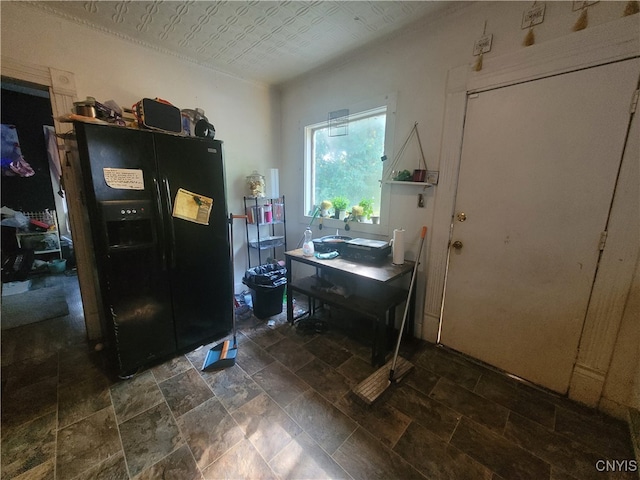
440,59,640,394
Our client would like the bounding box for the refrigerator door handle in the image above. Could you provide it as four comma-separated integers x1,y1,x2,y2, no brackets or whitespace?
162,176,177,268
153,177,168,270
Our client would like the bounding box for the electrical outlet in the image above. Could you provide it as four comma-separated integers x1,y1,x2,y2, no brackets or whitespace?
426,170,439,185
418,193,425,208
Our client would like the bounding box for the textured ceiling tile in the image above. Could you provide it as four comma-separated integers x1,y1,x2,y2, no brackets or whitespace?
28,1,462,84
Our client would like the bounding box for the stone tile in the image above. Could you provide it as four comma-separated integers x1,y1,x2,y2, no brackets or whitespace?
333,426,425,480
55,407,121,479
1,411,56,479
285,390,357,455
184,344,212,370
386,384,461,441
415,347,483,391
58,345,109,387
273,320,317,345
110,371,164,424
1,353,58,391
295,357,351,404
232,393,303,462
550,468,581,480
243,323,285,349
451,416,551,480
1,376,58,429
504,412,614,480
554,405,635,460
251,360,309,408
58,374,111,428
336,392,411,448
338,335,374,363
303,335,353,368
178,396,244,470
151,354,193,382
202,438,276,480
403,364,440,397
159,368,214,417
430,377,509,433
394,421,492,480
474,371,556,429
266,337,315,370
119,402,183,477
11,459,54,480
335,355,378,386
73,452,129,480
204,364,263,412
269,432,350,480
136,444,202,480
235,339,275,376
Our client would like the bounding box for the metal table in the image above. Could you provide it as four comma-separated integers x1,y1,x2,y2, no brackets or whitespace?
284,248,416,366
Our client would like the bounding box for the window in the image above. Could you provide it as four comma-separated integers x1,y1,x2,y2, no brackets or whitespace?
304,105,388,223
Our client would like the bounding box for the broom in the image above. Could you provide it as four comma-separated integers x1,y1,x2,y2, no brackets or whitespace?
353,225,427,405
202,214,247,371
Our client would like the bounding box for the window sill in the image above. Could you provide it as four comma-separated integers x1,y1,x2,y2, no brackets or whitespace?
305,216,388,237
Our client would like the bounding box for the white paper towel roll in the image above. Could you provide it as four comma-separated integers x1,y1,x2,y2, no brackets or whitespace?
391,228,405,265
268,168,280,199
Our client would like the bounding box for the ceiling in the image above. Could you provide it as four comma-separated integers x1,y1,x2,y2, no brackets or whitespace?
30,1,463,85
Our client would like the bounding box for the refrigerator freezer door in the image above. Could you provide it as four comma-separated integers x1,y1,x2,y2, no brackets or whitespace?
154,135,232,350
75,123,176,375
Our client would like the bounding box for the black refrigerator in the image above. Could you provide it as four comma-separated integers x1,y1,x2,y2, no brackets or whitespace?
72,122,232,376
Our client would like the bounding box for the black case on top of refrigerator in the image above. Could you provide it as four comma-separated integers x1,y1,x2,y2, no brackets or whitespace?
72,122,232,376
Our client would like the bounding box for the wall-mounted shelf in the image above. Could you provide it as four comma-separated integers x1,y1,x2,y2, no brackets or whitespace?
385,181,433,187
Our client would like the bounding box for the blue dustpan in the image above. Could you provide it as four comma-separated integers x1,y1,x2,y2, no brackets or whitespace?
202,340,238,370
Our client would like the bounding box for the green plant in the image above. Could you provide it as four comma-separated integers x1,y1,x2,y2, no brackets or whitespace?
358,198,374,219
332,196,349,211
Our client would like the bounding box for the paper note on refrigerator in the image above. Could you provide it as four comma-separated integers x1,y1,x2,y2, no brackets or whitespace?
103,168,145,190
172,188,213,225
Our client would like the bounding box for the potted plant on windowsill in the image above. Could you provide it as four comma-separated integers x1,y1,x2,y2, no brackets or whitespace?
358,198,374,221
332,196,349,220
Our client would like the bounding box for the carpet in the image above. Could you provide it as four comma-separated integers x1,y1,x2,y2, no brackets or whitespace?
1,285,69,329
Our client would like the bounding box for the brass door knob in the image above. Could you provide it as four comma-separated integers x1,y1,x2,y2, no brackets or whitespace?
452,240,463,250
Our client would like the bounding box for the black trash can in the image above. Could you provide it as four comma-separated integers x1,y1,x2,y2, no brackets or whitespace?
242,264,287,319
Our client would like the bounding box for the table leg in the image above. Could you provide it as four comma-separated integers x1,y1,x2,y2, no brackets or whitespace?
286,257,293,325
371,312,388,367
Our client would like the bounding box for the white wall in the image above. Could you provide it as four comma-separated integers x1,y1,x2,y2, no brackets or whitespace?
1,1,281,286
279,1,639,415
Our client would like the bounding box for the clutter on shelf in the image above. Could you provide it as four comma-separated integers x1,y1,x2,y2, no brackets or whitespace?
60,96,216,139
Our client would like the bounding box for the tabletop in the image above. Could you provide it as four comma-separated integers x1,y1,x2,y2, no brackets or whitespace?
285,248,415,283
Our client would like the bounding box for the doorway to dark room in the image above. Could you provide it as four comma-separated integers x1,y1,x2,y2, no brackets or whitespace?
1,79,85,366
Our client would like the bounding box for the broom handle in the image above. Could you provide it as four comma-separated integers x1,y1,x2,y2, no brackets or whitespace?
389,226,427,381
229,214,248,347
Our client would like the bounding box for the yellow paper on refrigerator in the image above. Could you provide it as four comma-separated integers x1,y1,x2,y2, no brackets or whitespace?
172,188,213,225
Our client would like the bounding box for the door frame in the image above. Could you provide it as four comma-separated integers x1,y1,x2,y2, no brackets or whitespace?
425,15,639,407
1,56,102,340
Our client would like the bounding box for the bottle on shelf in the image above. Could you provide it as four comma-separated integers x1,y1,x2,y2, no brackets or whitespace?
302,227,314,257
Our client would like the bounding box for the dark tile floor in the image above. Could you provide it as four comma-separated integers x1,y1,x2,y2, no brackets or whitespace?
1,273,637,479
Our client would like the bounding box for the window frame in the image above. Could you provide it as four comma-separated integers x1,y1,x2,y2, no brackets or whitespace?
302,93,397,236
